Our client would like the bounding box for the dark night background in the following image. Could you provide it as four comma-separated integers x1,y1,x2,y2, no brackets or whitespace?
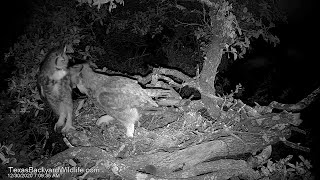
0,0,319,177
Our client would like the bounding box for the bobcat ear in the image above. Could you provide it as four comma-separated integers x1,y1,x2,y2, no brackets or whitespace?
39,85,45,98
63,45,67,53
63,44,74,53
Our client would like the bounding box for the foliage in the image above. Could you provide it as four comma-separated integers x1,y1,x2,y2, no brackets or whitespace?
0,143,15,165
225,0,285,60
257,155,314,180
77,0,124,11
76,0,284,60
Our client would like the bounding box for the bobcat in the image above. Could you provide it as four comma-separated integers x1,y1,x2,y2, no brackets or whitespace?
37,46,75,132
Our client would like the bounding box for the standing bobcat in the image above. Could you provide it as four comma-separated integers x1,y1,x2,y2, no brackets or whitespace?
37,46,75,132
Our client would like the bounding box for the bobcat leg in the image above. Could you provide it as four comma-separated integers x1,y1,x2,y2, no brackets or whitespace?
61,106,76,132
54,111,67,131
